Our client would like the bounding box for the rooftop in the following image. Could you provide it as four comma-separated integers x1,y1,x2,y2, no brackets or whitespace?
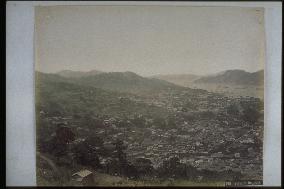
72,169,93,178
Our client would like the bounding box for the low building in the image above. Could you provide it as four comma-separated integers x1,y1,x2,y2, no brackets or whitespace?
72,169,94,186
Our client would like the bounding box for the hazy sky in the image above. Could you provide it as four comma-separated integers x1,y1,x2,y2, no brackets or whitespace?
35,6,265,76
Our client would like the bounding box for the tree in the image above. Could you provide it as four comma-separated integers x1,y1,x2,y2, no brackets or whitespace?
55,126,75,144
242,107,261,124
124,163,139,179
72,141,101,169
46,126,75,157
113,139,128,175
226,104,240,116
158,157,187,179
84,136,105,156
185,164,199,179
153,117,166,129
200,111,215,120
85,136,103,148
132,116,146,128
165,115,176,129
134,158,154,178
49,137,68,157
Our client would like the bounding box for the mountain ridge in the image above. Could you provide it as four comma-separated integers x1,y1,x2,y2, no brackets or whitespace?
194,69,264,86
73,71,185,94
152,69,264,87
57,69,103,78
37,70,188,95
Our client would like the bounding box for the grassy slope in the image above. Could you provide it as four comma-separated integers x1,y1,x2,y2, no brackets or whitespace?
36,72,170,118
37,170,225,187
94,173,225,186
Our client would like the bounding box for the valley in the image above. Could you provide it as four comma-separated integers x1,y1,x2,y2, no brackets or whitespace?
36,69,264,186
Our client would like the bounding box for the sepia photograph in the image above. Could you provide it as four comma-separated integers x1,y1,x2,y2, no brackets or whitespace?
34,5,265,186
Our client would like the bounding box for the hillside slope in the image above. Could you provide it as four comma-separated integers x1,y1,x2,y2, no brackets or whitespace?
57,69,103,78
194,70,264,86
151,74,200,87
35,72,169,117
72,71,186,94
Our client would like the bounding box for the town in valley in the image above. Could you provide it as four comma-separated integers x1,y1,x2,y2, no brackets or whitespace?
36,70,264,186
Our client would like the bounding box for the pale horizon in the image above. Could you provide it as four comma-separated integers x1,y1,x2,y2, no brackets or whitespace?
36,67,264,78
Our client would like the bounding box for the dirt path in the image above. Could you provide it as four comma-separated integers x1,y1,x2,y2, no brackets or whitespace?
37,152,61,177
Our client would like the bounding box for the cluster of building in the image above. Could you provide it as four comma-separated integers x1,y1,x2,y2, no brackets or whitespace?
38,88,263,180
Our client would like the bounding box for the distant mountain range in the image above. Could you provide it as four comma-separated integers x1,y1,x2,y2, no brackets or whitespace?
152,69,264,87
194,70,264,86
151,74,200,87
51,69,264,87
38,68,263,98
36,68,264,118
72,71,184,94
37,70,187,95
57,70,103,78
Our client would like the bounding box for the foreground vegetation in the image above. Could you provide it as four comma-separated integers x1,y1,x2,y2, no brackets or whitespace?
37,169,225,187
